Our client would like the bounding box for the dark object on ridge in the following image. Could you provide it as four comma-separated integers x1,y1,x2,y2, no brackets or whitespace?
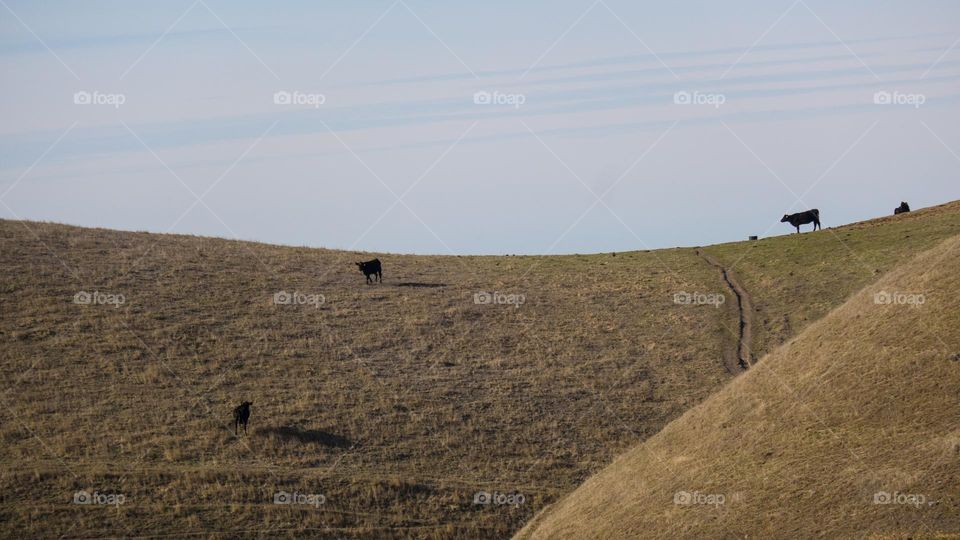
894,201,911,215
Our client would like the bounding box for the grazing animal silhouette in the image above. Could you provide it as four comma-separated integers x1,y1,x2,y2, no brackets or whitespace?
356,259,382,284
781,209,821,233
233,401,252,435
894,201,911,215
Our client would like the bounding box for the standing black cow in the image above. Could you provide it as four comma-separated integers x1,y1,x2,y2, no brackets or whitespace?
894,201,911,215
355,259,382,284
233,401,252,435
781,209,821,233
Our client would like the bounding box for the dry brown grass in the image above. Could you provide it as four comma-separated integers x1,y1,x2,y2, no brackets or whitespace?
702,200,960,360
1,220,731,538
1,200,958,538
515,233,960,539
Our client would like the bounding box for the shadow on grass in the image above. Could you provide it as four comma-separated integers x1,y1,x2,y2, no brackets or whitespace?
395,282,446,288
254,426,353,447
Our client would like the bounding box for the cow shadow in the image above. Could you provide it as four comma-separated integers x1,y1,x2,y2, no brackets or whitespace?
254,426,353,448
395,282,446,288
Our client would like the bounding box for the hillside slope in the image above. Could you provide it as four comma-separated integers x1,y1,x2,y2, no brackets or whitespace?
702,200,960,361
1,201,958,538
516,234,960,539
0,221,743,538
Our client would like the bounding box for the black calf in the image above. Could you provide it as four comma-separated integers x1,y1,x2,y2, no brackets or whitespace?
233,401,252,435
355,259,382,284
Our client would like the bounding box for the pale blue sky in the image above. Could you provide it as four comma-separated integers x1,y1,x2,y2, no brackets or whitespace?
1,0,958,254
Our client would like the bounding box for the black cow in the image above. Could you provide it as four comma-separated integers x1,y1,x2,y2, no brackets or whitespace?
781,209,821,233
356,259,382,284
894,201,911,215
233,401,252,435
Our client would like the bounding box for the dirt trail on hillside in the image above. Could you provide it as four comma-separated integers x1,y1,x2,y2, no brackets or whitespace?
696,250,754,373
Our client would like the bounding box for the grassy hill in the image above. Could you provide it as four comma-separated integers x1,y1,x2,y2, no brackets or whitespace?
701,200,960,361
515,232,960,539
0,221,744,538
1,201,958,538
